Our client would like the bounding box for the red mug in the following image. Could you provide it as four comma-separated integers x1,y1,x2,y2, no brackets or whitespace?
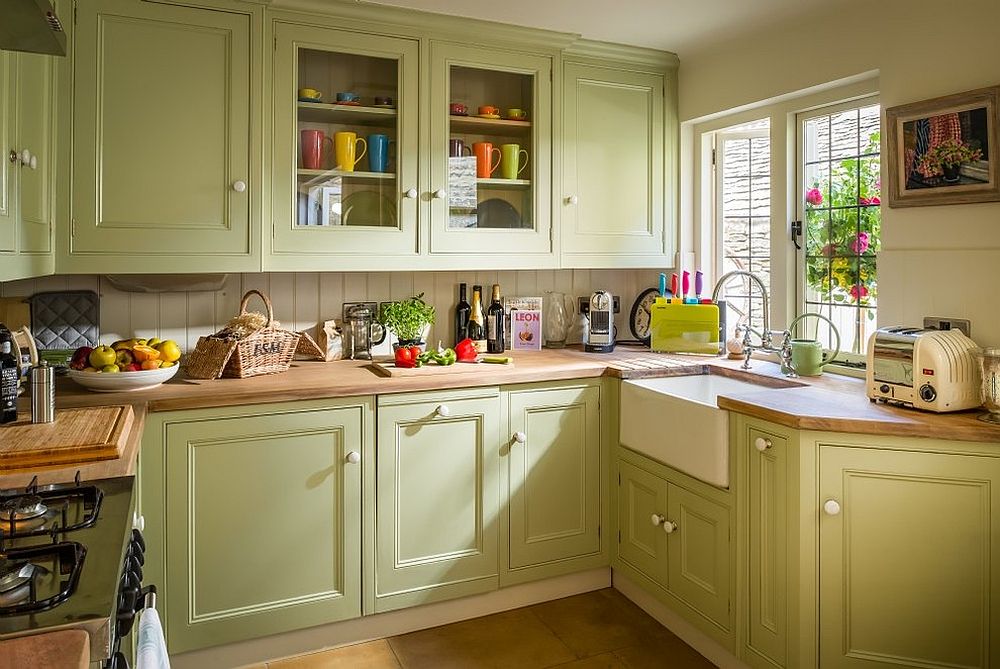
300,129,331,170
472,142,501,178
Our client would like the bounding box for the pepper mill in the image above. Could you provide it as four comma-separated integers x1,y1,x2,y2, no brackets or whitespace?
30,360,55,424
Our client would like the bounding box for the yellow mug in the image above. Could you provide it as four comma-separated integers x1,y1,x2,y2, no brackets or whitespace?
334,132,367,172
499,144,529,180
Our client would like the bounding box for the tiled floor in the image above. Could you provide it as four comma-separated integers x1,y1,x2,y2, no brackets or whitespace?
261,589,715,668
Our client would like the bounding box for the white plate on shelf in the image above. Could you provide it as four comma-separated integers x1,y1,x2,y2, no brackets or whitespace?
67,365,179,392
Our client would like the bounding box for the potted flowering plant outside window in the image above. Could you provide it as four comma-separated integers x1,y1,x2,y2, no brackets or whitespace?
915,138,983,183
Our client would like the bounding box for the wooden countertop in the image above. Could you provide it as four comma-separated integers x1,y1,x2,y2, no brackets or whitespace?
41,347,1000,445
0,629,90,669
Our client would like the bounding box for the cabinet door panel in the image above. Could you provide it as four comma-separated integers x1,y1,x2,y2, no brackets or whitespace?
561,63,665,261
72,0,253,264
667,483,730,629
618,459,668,586
375,395,500,610
0,52,14,253
17,51,54,254
820,446,1000,668
507,386,600,570
165,407,362,652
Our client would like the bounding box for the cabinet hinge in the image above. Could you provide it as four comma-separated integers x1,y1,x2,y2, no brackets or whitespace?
712,148,717,166
274,36,277,51
597,524,601,540
617,530,621,544
617,473,621,486
73,3,77,25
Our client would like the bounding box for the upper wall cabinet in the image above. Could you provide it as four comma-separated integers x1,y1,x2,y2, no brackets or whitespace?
427,42,554,265
267,20,420,270
65,0,261,273
560,51,676,268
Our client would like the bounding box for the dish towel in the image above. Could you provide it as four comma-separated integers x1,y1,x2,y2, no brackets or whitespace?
136,607,170,669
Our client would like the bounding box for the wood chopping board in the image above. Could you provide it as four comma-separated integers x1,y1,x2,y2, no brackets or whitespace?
370,360,513,378
0,405,135,473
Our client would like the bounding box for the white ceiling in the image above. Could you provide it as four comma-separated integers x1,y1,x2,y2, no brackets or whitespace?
362,0,838,57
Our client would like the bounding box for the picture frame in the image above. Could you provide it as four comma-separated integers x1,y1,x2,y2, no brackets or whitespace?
885,85,1000,207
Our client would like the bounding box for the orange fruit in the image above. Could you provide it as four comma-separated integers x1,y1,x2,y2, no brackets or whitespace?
140,359,162,370
131,345,161,362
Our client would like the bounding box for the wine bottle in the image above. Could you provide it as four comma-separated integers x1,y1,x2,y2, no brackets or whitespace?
455,282,471,346
468,285,487,353
486,284,505,353
0,328,18,424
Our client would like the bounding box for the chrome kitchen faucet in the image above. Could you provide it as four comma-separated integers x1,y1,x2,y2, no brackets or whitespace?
711,270,797,377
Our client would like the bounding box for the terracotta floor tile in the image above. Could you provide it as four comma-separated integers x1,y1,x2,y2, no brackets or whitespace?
268,639,401,669
387,607,575,669
550,652,629,668
529,589,674,658
613,636,716,668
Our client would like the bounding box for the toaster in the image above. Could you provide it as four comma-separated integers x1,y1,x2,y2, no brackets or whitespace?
866,326,981,412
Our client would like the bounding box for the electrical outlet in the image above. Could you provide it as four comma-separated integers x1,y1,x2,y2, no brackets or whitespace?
578,295,621,315
923,316,972,337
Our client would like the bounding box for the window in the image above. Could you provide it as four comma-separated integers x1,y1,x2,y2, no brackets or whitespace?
797,100,880,357
716,118,771,335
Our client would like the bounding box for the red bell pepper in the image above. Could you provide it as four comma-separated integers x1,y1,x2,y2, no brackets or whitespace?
394,345,421,368
454,338,478,362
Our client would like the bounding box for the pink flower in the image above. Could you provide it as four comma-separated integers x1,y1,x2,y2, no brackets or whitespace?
859,196,881,206
850,284,869,302
820,243,836,258
850,232,870,254
805,188,823,206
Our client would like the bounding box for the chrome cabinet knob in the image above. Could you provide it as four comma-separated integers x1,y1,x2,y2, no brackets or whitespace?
662,520,677,534
346,451,361,464
650,514,665,527
232,180,247,193
513,431,526,444
404,188,418,199
823,499,841,516
433,188,447,199
435,404,450,417
755,437,772,452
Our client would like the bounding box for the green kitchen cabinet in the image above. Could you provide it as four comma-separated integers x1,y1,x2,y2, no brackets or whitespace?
560,47,676,268
818,444,1000,669
616,450,732,642
139,397,371,653
66,0,261,273
373,387,501,612
267,19,420,269
501,382,605,585
0,47,57,281
427,41,554,263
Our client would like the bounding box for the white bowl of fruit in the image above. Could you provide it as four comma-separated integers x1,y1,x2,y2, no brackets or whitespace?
67,338,182,392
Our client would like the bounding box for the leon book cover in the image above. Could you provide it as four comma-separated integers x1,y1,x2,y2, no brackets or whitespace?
510,307,542,351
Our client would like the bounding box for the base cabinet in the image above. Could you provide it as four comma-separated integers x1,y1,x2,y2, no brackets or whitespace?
141,398,369,653
502,383,604,585
373,388,501,612
617,453,732,640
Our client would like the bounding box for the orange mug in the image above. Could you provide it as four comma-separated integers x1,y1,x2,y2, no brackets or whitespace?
473,142,501,178
478,105,499,117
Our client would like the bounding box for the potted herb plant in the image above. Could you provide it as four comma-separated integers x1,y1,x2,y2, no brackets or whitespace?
379,294,435,351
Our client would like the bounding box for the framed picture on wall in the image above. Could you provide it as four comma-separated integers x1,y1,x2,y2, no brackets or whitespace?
885,85,1000,207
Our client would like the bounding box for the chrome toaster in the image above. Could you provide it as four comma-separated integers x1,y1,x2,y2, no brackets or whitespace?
866,326,981,412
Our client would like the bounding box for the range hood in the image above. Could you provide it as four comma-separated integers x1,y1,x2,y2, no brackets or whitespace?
0,0,67,56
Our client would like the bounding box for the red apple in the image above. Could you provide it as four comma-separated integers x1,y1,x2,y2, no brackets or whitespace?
69,346,94,370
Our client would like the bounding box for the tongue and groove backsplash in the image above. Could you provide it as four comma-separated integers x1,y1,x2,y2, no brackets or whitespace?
0,270,662,353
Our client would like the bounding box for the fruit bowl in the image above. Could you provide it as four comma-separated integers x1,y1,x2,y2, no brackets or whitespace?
67,365,179,392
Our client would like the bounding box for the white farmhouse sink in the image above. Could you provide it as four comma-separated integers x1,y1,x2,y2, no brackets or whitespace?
620,374,788,488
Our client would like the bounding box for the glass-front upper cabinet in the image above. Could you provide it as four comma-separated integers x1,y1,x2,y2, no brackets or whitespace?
429,43,552,257
269,22,419,268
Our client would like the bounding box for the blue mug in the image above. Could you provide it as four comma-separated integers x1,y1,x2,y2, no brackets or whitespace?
336,91,359,102
368,134,391,173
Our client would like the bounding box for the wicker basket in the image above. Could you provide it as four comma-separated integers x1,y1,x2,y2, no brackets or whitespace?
220,290,300,378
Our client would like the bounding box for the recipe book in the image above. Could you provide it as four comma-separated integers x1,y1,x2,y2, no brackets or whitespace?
505,297,543,351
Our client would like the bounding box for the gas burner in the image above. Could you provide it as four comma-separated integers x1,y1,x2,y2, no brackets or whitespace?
0,542,85,615
0,560,34,593
0,495,47,522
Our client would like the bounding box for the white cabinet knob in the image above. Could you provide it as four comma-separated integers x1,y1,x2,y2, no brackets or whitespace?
232,180,247,193
29,155,37,170
566,195,578,205
433,188,447,199
404,188,418,199
435,404,450,417
132,512,145,532
650,513,665,527
20,149,31,165
755,437,772,452
346,451,361,464
823,499,841,516
662,520,677,534
513,431,526,444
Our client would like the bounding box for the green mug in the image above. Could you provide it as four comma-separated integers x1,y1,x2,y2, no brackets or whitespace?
786,312,840,376
499,144,528,180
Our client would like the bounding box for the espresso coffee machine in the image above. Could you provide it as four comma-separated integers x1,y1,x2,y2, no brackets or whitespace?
585,291,615,353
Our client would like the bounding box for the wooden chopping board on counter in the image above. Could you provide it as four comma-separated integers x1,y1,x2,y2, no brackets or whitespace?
0,405,135,473
370,359,513,378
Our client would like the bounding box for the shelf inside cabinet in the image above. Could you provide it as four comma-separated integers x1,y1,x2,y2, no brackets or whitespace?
298,169,396,181
449,115,531,137
478,178,530,189
298,101,397,126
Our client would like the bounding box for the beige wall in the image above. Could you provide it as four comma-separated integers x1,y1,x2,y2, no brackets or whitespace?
679,0,1000,345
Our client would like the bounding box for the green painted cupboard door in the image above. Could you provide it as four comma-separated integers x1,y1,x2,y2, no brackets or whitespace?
561,62,666,266
618,459,669,587
819,446,1000,668
16,51,55,256
745,428,788,666
70,0,256,272
666,483,730,629
164,405,363,653
268,21,420,269
0,51,15,254
505,385,601,577
375,394,500,612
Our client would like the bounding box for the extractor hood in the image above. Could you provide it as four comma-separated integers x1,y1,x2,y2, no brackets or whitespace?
0,0,67,56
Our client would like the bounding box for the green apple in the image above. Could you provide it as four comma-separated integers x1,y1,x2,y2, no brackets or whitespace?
101,364,120,373
89,345,117,368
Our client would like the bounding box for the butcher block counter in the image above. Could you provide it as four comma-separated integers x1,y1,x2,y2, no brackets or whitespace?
39,347,1000,444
